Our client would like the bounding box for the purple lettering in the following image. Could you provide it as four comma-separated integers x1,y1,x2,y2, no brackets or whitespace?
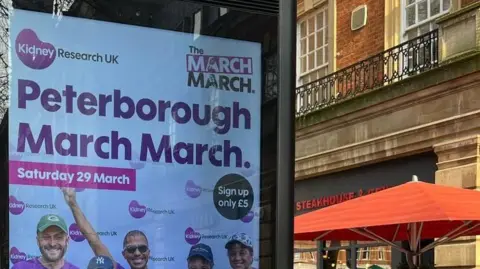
173,142,194,164
212,106,231,135
192,104,210,126
18,79,40,109
223,140,242,168
78,92,97,115
17,123,53,154
63,85,77,113
113,89,134,119
209,145,222,167
140,134,172,163
55,132,78,156
98,94,112,116
41,88,61,112
111,131,131,160
172,102,191,124
94,136,110,159
233,102,251,130
136,98,157,121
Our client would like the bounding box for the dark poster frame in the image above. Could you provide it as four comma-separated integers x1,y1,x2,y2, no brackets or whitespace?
1,1,296,269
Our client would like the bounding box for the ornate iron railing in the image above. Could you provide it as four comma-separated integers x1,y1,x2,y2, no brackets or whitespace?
295,29,439,117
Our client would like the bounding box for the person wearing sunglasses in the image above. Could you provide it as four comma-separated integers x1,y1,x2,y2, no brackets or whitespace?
61,187,150,269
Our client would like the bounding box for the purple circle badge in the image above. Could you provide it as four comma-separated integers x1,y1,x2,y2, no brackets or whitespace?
241,211,255,223
69,223,86,242
129,200,147,219
15,29,56,70
185,180,202,198
184,227,201,245
10,247,26,264
9,196,25,215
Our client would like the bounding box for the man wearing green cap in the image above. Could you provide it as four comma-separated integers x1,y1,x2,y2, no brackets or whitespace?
12,214,79,269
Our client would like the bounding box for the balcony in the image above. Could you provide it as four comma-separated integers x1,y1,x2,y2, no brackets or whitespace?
295,29,439,118
295,2,480,179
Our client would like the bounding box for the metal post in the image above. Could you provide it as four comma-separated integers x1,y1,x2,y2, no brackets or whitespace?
276,0,296,267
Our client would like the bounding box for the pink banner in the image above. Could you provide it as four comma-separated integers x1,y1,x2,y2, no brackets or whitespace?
9,160,136,191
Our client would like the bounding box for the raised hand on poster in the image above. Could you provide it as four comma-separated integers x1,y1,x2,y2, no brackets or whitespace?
61,186,77,207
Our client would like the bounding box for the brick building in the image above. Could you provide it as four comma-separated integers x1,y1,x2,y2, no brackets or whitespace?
294,1,480,269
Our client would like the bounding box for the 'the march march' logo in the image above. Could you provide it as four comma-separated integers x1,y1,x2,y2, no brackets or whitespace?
15,29,56,70
186,46,255,94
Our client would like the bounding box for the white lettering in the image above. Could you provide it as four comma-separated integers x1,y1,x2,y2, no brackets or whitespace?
18,44,55,59
17,167,73,182
94,173,130,184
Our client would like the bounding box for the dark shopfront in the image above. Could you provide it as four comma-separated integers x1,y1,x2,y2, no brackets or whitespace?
0,0,298,268
294,152,438,269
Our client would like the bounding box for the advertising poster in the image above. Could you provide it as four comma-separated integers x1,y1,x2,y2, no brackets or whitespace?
8,9,261,269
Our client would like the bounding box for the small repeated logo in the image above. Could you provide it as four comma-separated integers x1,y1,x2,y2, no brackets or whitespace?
129,200,147,219
8,196,57,215
184,227,228,245
241,209,263,223
241,211,255,223
9,196,25,215
185,180,202,198
69,223,85,242
15,29,56,70
185,227,201,245
9,247,26,264
128,200,174,219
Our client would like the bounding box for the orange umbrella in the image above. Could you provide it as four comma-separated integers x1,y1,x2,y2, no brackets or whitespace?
295,177,480,257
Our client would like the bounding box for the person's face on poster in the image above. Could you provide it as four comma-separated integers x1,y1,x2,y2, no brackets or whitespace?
227,243,253,269
36,226,69,263
188,256,212,269
122,235,150,269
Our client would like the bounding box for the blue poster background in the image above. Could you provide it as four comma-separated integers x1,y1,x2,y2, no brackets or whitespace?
8,9,261,269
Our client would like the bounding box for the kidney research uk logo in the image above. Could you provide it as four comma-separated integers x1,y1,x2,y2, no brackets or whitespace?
9,195,57,215
9,247,39,264
9,196,25,215
128,200,175,219
15,29,56,70
184,227,227,245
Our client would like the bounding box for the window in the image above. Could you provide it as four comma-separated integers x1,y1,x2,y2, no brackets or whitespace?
297,6,329,86
294,241,318,269
357,247,370,260
404,0,451,39
378,247,385,260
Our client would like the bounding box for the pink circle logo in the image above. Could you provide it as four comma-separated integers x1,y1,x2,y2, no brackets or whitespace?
10,247,26,264
69,223,85,242
129,200,147,219
9,196,25,215
15,29,56,70
184,227,201,245
185,180,202,198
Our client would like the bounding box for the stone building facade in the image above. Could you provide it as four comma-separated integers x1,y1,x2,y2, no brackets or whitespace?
294,1,480,269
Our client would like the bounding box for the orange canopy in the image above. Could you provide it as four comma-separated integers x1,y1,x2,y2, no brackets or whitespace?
295,180,480,243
